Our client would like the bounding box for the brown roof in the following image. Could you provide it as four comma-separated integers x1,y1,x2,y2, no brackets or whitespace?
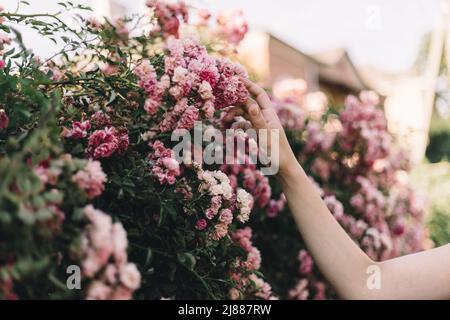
269,34,372,92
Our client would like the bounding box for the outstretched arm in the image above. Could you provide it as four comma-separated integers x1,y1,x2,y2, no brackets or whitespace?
224,79,450,300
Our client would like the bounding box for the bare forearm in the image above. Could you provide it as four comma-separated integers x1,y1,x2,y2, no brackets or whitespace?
230,79,450,299
278,161,450,299
278,161,375,299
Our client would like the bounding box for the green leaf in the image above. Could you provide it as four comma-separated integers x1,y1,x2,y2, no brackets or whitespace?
177,252,196,270
143,248,153,268
107,90,117,106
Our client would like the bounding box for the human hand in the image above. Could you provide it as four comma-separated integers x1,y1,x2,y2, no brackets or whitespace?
223,78,299,176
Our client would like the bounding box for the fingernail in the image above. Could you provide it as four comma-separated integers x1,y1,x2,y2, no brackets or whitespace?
250,105,259,116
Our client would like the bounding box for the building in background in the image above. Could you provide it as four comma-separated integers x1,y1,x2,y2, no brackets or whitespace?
237,31,371,104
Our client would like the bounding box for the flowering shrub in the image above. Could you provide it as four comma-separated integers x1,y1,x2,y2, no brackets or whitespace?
0,1,269,300
0,1,429,300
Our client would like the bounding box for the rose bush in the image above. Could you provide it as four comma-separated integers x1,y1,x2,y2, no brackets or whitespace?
0,0,429,300
0,0,273,300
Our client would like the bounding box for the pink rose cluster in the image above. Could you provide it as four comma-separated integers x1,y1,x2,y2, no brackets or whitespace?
72,159,107,199
65,116,129,160
350,176,386,226
221,164,271,210
149,140,181,185
230,227,276,300
214,58,249,110
216,9,249,46
289,278,327,300
324,194,367,240
87,127,129,159
290,243,328,300
134,59,170,116
79,205,141,300
339,92,390,166
303,121,336,154
195,166,239,240
266,193,287,218
297,250,314,276
65,120,91,139
134,36,249,133
274,99,306,131
32,157,95,234
146,0,188,38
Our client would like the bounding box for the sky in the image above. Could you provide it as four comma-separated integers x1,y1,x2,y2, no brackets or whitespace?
199,0,447,72
3,0,447,73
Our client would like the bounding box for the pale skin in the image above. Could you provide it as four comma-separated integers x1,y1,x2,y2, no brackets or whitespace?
223,78,450,300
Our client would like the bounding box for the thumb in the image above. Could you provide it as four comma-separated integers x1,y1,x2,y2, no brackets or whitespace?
246,98,267,130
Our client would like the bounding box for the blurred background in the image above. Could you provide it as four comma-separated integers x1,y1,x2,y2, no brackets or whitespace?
5,0,450,245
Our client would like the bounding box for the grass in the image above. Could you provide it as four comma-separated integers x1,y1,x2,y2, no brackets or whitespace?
410,160,450,246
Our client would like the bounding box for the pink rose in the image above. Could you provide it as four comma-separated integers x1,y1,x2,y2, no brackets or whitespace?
195,219,207,231
72,160,106,199
87,127,123,159
86,281,112,300
198,81,213,100
112,222,128,264
219,209,233,225
229,288,240,300
0,109,9,130
110,285,133,300
211,222,228,240
119,263,141,290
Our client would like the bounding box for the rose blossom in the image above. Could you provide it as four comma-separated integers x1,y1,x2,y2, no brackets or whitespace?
150,140,181,185
65,120,91,139
176,105,199,131
119,263,141,290
219,209,233,225
289,279,309,300
246,247,261,270
216,9,248,45
111,222,128,264
87,126,128,159
211,222,228,240
205,195,222,219
236,188,253,223
0,109,9,130
72,159,107,199
146,0,188,38
195,219,207,230
79,205,141,299
229,288,240,300
86,281,112,300
298,250,314,275
198,81,214,100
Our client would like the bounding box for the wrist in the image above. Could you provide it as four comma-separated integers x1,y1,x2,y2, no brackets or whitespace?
278,154,303,180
